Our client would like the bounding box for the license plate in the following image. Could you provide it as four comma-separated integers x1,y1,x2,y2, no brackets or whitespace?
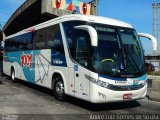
123,94,133,100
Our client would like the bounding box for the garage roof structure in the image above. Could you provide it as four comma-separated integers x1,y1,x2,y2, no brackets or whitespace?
3,0,98,37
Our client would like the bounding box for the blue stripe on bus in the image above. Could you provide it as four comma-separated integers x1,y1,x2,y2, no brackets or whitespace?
133,74,147,81
99,74,147,81
98,74,127,81
7,50,41,83
51,50,67,67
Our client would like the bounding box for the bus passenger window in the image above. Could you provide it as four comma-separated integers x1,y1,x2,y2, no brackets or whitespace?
67,38,74,57
34,29,46,49
36,42,45,49
51,32,64,53
75,31,90,68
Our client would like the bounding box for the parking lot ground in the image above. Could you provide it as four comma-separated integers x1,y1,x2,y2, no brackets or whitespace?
0,75,160,120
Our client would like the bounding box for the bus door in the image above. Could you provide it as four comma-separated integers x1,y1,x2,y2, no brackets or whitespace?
74,30,90,100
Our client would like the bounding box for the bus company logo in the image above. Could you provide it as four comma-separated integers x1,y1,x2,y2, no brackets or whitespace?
20,52,33,69
133,79,139,83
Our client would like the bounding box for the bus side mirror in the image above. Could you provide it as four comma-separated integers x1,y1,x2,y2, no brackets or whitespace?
138,33,157,52
74,25,98,47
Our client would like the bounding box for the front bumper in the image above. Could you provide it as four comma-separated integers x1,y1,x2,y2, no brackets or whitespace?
89,82,147,103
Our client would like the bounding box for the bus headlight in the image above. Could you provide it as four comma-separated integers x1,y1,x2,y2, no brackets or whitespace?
97,80,109,88
85,75,109,88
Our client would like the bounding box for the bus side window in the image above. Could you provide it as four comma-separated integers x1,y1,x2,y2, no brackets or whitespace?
51,32,64,53
62,21,86,59
34,29,46,49
13,32,33,51
24,33,33,50
67,37,74,57
34,24,64,51
47,24,64,54
75,30,90,68
5,39,11,52
5,32,34,52
64,28,75,58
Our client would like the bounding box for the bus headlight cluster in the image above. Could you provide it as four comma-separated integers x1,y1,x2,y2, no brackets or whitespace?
96,80,109,88
85,74,147,90
85,75,109,88
142,80,147,86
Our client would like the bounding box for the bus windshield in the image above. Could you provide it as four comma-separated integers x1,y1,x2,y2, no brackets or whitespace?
63,21,146,78
91,24,146,78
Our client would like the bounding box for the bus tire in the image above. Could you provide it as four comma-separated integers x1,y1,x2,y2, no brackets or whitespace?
53,76,65,101
11,68,16,82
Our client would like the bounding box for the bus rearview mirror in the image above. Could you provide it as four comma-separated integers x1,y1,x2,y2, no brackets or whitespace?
138,33,157,52
74,25,98,47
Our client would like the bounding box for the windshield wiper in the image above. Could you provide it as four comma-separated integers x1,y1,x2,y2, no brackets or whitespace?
127,53,141,74
120,48,127,69
123,48,141,73
120,47,141,74
116,35,127,69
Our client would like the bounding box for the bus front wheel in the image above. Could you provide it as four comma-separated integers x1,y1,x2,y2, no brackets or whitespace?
53,77,65,101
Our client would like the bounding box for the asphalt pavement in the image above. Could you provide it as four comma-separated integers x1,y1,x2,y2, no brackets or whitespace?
0,75,160,120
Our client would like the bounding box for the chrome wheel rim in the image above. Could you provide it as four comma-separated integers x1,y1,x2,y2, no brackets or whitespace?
11,71,15,80
56,82,64,95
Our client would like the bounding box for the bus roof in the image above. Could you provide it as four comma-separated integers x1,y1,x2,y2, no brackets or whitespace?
60,14,133,28
6,14,133,39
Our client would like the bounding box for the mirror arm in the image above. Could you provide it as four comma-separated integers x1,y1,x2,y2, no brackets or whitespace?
74,25,98,47
138,33,157,52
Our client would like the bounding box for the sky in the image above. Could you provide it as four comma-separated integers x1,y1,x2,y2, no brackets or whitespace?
0,0,160,55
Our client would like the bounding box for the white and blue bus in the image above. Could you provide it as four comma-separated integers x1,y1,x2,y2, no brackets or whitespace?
3,14,157,103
